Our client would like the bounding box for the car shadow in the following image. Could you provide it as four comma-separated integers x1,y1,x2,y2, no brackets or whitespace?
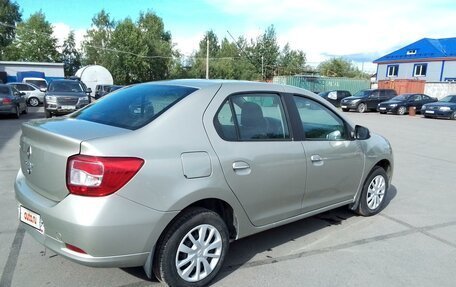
118,185,397,285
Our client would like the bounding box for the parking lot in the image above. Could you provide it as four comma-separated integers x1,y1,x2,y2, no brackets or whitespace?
1,107,455,287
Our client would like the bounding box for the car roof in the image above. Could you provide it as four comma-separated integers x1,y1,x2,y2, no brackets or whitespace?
146,79,285,90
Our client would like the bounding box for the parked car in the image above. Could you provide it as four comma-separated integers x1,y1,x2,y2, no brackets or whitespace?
421,95,456,120
15,80,393,287
340,89,397,113
7,82,46,107
44,79,91,118
0,84,27,118
95,84,124,99
377,93,437,115
23,77,48,92
318,90,352,107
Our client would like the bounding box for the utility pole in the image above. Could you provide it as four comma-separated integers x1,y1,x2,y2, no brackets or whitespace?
261,55,264,81
206,35,209,79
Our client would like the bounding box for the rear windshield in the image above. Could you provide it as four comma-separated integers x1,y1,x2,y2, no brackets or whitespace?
49,81,84,92
71,84,197,130
0,86,10,95
25,79,47,89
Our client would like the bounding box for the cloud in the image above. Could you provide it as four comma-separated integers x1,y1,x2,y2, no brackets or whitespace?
52,23,86,51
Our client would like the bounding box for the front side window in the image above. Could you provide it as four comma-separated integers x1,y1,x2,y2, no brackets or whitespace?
387,65,399,77
71,84,197,130
214,93,290,141
293,96,347,141
414,64,427,76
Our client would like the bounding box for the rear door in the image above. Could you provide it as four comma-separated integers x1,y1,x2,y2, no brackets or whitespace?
367,90,381,109
204,85,307,226
289,95,364,212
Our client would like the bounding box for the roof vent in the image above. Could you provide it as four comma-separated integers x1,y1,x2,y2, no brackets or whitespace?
406,49,417,55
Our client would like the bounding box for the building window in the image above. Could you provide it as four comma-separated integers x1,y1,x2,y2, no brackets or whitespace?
413,64,427,77
387,65,399,77
407,50,417,55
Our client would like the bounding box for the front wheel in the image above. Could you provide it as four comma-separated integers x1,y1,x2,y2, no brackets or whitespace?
357,103,367,113
45,110,52,118
451,111,456,120
342,108,349,112
153,208,229,287
397,106,407,115
354,167,389,216
28,97,40,107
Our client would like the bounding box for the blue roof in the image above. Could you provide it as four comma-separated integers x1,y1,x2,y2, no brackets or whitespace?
374,37,456,63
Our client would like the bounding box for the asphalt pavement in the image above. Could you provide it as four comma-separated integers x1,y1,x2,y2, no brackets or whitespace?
1,107,455,286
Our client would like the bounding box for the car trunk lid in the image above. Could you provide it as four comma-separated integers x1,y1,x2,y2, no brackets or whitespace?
20,118,130,202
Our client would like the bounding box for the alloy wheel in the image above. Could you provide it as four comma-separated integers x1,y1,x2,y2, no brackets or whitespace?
397,106,406,115
366,175,386,210
175,224,223,282
28,97,39,107
357,103,366,113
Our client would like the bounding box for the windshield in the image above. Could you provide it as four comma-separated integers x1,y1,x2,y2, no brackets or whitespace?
48,81,84,93
440,96,456,103
392,94,412,101
352,90,370,98
25,79,47,89
71,84,197,130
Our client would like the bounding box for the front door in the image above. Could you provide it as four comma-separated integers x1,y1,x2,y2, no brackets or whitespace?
291,95,365,212
204,88,307,226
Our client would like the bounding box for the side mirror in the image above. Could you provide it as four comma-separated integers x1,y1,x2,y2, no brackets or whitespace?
20,92,26,96
86,88,92,95
354,125,370,140
40,88,47,92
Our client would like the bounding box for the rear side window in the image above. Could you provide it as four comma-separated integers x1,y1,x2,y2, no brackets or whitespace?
71,84,197,130
215,93,290,141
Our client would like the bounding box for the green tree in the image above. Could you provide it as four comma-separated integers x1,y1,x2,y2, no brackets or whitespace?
250,25,280,80
61,31,81,76
82,10,114,65
278,43,307,75
318,57,369,78
0,0,21,59
5,11,59,62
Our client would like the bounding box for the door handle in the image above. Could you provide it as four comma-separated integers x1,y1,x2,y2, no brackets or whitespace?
310,155,323,162
232,161,250,170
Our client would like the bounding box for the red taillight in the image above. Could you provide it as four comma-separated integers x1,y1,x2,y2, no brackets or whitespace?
66,155,144,197
2,98,12,104
65,243,87,254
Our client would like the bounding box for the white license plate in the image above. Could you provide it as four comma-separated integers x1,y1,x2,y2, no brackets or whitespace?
425,110,434,114
379,107,386,110
61,105,75,110
341,105,347,109
19,205,45,234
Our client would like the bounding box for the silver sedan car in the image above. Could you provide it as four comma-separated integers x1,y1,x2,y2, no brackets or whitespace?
15,80,393,287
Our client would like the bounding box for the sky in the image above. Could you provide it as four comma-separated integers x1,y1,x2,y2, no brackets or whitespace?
16,0,456,73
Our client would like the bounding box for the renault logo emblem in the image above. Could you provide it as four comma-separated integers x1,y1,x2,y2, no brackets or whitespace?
25,145,33,174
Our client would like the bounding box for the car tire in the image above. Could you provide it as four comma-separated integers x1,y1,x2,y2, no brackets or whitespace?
22,105,28,114
28,97,40,107
153,207,229,287
13,106,20,119
357,103,367,113
45,110,52,118
397,106,407,115
451,112,456,120
342,108,349,112
379,111,386,114
355,167,388,217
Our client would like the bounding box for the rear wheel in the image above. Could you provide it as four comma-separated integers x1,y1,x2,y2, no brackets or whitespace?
22,105,28,114
355,167,388,216
397,106,407,115
357,103,367,113
28,97,40,107
153,207,229,287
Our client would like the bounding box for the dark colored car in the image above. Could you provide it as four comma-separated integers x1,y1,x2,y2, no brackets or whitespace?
340,89,397,113
0,84,28,118
421,95,456,120
318,90,352,107
44,80,90,118
377,93,437,115
95,84,124,99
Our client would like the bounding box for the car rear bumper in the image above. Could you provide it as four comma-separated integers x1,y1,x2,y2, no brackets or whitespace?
15,169,179,268
0,104,17,114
